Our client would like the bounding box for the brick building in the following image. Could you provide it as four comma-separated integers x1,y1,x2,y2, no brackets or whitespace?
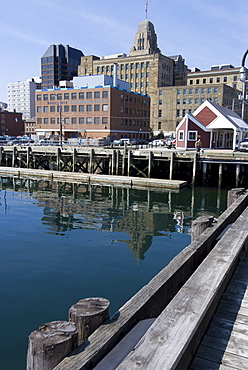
0,111,24,136
35,75,150,142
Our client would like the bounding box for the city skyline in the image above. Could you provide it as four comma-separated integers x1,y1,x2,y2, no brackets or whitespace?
1,0,248,102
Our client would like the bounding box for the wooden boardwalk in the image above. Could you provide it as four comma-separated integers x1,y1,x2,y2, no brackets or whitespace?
189,257,248,370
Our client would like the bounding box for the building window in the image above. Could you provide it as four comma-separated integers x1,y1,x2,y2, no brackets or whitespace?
183,89,187,95
71,93,77,99
86,117,92,124
216,77,220,83
159,99,162,105
79,92,84,99
64,105,69,112
43,94,48,100
94,117,100,124
179,130,184,141
209,78,213,83
189,89,193,95
234,76,237,81
94,104,100,111
136,63,139,69
177,89,181,95
195,98,199,104
79,118,84,124
203,79,206,84
182,109,186,116
64,93,69,100
195,88,199,94
94,91,100,98
158,122,161,130
44,118,48,124
71,105,77,112
188,131,197,141
183,99,186,104
50,106,55,112
233,84,237,89
102,117,108,124
189,98,192,104
177,99,180,104
50,118,55,124
146,62,150,68
189,80,193,85
50,94,55,100
64,118,69,124
214,98,218,103
158,109,162,117
102,104,108,111
79,105,84,112
102,91,108,98
86,105,92,111
201,88,205,94
97,67,100,74
224,77,227,82
37,106,42,113
57,94,62,100
201,98,205,103
208,88,212,93
214,87,219,94
37,118,42,125
86,92,92,99
101,66,104,73
44,106,48,112
72,118,76,124
37,94,41,101
176,109,180,117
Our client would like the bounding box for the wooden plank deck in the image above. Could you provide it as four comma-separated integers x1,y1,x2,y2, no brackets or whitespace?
189,257,248,370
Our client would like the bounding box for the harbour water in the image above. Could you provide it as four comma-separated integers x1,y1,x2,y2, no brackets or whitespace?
0,176,228,369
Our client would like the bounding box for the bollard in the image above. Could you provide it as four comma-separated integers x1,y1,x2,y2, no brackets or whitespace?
69,297,110,346
227,188,245,208
26,321,77,370
191,215,214,242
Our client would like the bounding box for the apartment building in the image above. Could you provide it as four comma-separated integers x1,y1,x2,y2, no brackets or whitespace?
35,75,150,141
7,78,41,120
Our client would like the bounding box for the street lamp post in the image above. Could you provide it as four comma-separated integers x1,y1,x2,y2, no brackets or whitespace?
58,100,63,146
240,50,248,120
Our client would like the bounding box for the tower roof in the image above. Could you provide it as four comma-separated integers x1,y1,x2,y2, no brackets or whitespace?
130,19,160,56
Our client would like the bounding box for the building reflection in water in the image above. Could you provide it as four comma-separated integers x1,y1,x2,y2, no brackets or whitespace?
0,176,227,262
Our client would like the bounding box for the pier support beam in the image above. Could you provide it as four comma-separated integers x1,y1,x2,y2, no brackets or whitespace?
148,151,152,178
27,146,32,169
191,215,214,242
169,152,174,180
192,152,197,185
72,148,77,172
227,188,245,207
236,164,240,188
89,149,94,173
57,147,61,171
202,162,207,186
127,150,131,177
218,163,223,188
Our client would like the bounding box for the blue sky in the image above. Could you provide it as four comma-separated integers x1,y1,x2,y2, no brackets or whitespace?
1,0,248,102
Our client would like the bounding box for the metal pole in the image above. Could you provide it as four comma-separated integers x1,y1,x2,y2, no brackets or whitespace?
59,100,62,146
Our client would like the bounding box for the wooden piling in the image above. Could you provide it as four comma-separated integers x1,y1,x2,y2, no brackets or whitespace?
192,152,197,185
89,148,94,173
218,163,223,188
148,151,152,178
227,188,245,207
127,150,131,177
169,152,174,180
68,297,110,346
26,321,77,370
191,215,214,242
236,164,240,188
72,148,77,172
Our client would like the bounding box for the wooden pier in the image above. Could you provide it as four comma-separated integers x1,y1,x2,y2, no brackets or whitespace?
29,189,246,370
2,144,248,186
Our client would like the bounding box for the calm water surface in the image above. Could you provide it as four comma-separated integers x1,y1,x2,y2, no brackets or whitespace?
0,176,228,369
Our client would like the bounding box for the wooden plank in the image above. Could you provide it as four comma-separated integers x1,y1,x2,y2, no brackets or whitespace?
190,348,248,369
115,208,248,370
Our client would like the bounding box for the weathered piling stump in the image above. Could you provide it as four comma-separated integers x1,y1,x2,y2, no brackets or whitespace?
227,188,245,207
69,297,110,346
26,321,77,370
191,215,214,242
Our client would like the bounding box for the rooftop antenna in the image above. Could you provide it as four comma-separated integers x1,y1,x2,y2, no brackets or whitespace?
145,0,148,19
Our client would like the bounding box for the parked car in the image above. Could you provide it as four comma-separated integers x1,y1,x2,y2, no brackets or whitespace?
239,142,248,151
113,138,133,146
149,139,166,147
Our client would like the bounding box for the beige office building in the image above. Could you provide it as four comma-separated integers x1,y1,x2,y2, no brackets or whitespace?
78,20,188,133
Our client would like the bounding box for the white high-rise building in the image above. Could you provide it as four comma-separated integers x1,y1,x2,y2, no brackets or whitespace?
8,77,41,120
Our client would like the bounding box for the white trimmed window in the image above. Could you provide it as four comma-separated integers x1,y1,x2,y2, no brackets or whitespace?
188,131,198,141
179,130,184,141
